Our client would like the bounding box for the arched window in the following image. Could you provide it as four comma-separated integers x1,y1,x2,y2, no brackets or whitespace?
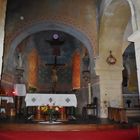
72,52,80,89
28,48,39,88
122,66,128,87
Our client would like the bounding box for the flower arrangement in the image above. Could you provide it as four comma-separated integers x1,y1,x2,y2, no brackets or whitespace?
41,105,60,122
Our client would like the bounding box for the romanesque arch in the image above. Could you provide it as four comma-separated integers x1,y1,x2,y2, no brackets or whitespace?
96,0,132,118
5,21,95,74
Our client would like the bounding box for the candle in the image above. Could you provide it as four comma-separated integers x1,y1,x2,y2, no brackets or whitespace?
88,83,92,104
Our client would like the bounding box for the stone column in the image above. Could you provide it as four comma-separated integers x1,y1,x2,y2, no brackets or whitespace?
95,58,123,118
0,0,7,79
128,30,140,98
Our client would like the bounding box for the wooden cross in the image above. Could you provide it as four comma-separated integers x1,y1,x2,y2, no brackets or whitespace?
45,34,65,92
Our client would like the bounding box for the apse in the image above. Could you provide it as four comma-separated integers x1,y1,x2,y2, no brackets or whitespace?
12,30,90,93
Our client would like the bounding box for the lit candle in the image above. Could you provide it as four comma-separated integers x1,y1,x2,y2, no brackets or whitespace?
88,82,92,104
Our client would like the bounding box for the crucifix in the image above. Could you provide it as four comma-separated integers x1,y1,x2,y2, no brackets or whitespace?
45,33,65,93
46,55,66,93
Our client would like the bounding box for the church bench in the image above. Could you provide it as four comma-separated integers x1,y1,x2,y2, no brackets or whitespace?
108,107,128,123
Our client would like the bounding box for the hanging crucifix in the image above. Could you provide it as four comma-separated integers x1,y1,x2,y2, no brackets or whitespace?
45,33,65,93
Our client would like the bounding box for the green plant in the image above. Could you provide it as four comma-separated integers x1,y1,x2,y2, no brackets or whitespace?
28,86,37,93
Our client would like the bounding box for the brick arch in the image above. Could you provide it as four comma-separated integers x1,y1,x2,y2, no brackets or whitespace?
5,21,95,73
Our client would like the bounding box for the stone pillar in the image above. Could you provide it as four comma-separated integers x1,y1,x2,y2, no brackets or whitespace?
128,30,140,98
95,62,123,118
0,0,7,79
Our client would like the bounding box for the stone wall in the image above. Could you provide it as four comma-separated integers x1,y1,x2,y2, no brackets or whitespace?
4,0,97,58
2,0,98,93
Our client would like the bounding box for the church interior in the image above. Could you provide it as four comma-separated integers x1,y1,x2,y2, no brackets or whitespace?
0,0,140,139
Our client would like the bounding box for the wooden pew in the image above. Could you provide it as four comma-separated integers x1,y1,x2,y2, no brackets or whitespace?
108,107,128,123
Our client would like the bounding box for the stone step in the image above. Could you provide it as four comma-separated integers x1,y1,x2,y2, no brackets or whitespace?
126,108,140,117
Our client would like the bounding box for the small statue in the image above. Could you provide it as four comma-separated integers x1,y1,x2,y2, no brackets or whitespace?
17,53,23,68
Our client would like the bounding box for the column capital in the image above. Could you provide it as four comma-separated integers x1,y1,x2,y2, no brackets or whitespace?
128,30,140,42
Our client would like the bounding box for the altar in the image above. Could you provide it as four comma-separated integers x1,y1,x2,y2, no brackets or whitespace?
25,93,77,121
0,96,14,104
25,93,77,107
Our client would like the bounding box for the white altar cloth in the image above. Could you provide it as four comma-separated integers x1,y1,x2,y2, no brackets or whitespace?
25,94,77,107
0,96,14,104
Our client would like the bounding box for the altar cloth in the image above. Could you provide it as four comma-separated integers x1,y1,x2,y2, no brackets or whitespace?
0,96,14,103
25,94,77,107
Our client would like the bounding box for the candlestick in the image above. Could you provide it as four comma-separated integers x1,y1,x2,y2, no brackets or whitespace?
88,83,92,104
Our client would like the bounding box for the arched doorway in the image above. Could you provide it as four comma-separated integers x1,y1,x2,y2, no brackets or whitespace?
122,43,139,108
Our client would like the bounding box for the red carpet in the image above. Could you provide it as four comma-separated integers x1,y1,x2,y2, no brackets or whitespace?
0,129,138,140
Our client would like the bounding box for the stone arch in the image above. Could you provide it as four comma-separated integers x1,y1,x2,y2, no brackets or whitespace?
98,0,131,66
101,0,137,31
97,0,132,118
5,21,95,73
122,20,133,54
126,0,137,31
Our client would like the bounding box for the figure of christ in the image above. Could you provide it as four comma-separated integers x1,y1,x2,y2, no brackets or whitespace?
46,55,65,93
51,66,58,92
